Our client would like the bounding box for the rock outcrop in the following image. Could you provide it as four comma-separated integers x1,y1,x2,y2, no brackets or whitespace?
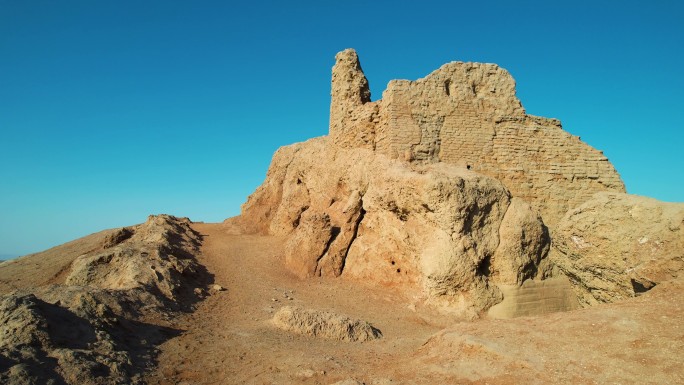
329,48,624,226
241,137,551,317
66,214,205,310
329,49,377,150
550,192,684,307
0,215,208,385
239,49,621,316
272,306,382,342
0,290,174,385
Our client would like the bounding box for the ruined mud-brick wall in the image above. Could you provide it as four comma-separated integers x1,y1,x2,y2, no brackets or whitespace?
330,49,625,226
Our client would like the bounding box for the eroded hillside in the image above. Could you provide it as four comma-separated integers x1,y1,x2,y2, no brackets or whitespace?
1,49,682,384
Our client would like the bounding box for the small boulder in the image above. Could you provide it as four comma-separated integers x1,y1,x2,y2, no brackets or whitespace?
272,306,382,342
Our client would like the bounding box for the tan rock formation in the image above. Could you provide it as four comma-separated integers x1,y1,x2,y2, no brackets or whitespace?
551,192,684,306
487,277,579,319
330,49,625,226
329,49,378,150
66,214,205,309
283,211,334,278
0,215,209,385
241,137,551,316
490,198,551,285
272,306,382,342
237,49,644,317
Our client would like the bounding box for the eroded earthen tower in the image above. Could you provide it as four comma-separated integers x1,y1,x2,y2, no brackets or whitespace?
330,48,625,225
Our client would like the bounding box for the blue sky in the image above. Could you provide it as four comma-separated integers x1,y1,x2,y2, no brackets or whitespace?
1,0,683,257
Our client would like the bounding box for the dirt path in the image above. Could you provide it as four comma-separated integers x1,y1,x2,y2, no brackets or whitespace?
145,222,451,385
145,222,684,385
3,220,681,384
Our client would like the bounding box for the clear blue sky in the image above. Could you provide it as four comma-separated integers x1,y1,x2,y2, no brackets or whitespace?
1,0,683,257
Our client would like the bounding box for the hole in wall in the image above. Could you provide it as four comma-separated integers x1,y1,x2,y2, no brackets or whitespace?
631,278,656,295
476,255,491,277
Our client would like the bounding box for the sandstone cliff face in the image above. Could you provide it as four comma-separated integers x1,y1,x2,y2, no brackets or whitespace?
240,137,550,317
329,49,625,226
551,192,684,307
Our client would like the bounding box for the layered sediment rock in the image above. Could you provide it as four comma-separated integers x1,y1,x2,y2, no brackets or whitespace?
66,214,205,310
551,192,684,306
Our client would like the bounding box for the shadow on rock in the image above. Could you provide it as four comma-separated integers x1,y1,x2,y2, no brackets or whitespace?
0,292,182,385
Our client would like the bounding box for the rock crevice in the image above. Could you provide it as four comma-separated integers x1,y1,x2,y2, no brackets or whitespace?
240,137,551,317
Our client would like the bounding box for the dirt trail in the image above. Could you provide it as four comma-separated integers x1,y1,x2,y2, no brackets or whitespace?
145,222,684,385
3,221,681,384
145,222,451,385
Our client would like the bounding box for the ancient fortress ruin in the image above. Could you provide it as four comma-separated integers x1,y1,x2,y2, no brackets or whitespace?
330,49,625,225
238,49,657,317
2,48,683,385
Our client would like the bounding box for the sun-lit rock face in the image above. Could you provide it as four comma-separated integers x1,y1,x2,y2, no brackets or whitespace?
330,48,625,226
66,214,205,309
0,215,208,385
240,137,551,318
550,192,684,307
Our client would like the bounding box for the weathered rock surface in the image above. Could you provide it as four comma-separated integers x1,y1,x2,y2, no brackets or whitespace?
66,214,205,310
0,290,175,385
241,137,551,317
330,48,625,226
0,215,208,385
551,192,684,306
272,306,382,342
329,49,377,150
490,197,551,285
283,211,335,278
486,277,579,319
405,279,684,384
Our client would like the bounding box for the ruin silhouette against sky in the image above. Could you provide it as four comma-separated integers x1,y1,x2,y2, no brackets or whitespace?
1,1,682,256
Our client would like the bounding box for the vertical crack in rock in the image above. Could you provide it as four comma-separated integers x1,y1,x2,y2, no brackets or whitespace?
315,227,341,276
315,191,365,277
339,206,366,275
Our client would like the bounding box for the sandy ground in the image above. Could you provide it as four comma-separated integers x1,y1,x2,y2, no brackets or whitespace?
2,222,682,384
145,222,455,385
143,222,684,385
0,229,115,293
